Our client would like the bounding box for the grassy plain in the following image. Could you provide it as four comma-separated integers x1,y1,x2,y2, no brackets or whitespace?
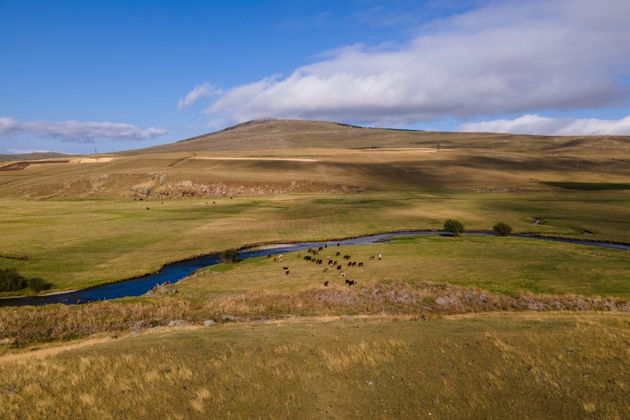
1,312,628,419
180,235,630,298
0,190,629,294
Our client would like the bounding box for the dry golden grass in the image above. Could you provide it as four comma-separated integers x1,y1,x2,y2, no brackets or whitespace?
2,279,627,347
0,312,628,419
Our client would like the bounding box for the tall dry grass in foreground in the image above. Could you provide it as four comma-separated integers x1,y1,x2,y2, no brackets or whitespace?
0,313,628,419
1,282,628,347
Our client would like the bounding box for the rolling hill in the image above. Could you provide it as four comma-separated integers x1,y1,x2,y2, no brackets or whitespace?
0,119,629,199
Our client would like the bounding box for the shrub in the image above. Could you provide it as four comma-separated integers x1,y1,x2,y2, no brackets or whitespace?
493,222,513,236
0,268,27,291
220,249,240,263
26,277,52,292
443,219,464,236
0,267,53,293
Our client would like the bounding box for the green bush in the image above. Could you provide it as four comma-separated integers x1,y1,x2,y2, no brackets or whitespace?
0,267,53,293
493,222,513,236
26,277,52,292
443,219,464,236
0,268,27,291
220,249,240,263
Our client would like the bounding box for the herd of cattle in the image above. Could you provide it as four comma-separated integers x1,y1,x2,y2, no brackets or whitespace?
269,243,382,287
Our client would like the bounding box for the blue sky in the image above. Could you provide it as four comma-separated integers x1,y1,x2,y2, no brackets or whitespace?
1,0,629,154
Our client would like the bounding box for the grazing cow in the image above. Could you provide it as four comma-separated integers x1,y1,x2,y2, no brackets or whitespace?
304,256,312,261
352,262,357,266
328,260,334,265
333,261,338,265
317,259,323,265
369,256,375,260
337,265,342,270
323,268,328,273
343,255,351,260
318,247,323,251
285,270,290,275
324,244,328,248
347,261,352,267
267,255,272,259
282,266,289,270
324,281,329,287
336,251,341,256
358,262,364,267
378,253,382,260
347,280,356,286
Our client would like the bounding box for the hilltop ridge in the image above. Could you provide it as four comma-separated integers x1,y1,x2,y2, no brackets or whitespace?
121,118,630,155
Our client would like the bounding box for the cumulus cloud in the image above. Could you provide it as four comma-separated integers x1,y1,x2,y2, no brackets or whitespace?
178,82,222,110
201,0,630,126
0,117,167,143
459,114,630,135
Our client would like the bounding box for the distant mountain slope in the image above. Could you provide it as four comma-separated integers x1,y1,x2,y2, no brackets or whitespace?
0,152,72,162
121,119,630,155
0,119,628,199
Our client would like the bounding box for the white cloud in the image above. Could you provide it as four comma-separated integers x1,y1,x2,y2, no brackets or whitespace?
5,148,60,154
459,114,630,135
0,117,167,143
178,82,222,110
200,0,630,126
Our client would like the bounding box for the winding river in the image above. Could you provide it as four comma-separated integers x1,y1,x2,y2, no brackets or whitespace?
1,231,628,307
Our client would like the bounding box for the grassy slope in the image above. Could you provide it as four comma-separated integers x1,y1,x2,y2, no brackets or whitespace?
0,191,629,294
177,235,630,298
0,120,628,199
1,313,628,419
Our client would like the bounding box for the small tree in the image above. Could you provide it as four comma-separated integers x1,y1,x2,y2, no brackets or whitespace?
493,222,513,236
220,249,240,263
443,219,464,236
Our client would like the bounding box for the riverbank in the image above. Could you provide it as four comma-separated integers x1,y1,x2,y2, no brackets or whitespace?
2,230,629,306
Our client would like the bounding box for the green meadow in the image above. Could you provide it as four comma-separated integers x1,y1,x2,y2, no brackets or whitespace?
0,189,629,294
